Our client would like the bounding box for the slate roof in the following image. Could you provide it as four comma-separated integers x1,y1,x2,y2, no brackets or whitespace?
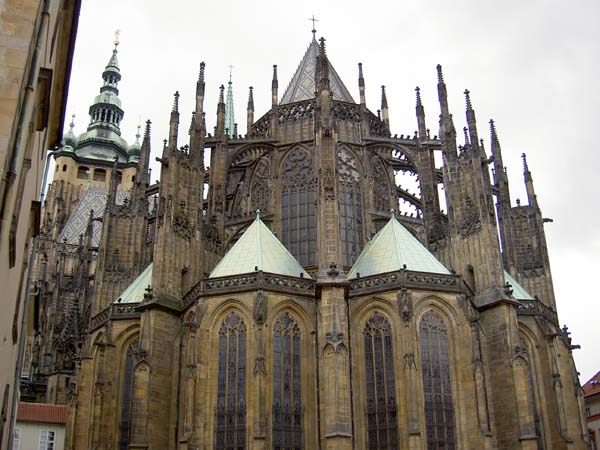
114,263,152,304
504,270,534,300
17,402,67,424
347,216,450,279
58,187,129,246
280,36,355,105
584,370,600,398
209,215,310,279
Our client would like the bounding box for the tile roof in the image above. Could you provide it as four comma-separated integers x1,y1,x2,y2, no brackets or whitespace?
504,271,534,300
114,263,152,304
280,36,355,105
17,402,67,424
584,370,600,398
347,216,450,279
209,215,310,279
58,187,129,246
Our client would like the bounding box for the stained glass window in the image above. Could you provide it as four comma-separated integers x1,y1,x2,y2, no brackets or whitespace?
364,312,398,450
419,311,455,450
281,148,316,266
119,340,138,450
338,149,363,267
251,160,270,214
215,312,247,450
272,313,302,450
523,340,544,450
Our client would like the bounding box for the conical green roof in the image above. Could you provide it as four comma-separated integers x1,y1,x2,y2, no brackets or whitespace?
504,270,534,300
209,215,310,279
348,216,449,279
114,263,152,304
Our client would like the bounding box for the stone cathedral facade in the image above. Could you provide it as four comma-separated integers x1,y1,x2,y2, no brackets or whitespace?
23,31,589,450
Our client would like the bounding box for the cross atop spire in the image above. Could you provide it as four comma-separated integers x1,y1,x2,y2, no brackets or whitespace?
308,15,318,37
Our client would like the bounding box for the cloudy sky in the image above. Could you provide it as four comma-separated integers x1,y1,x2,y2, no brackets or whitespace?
63,0,599,381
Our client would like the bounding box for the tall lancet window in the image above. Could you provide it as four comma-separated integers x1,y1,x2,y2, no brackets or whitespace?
119,340,138,450
338,149,363,267
281,148,316,266
272,313,302,450
419,311,456,450
215,312,247,450
364,312,398,450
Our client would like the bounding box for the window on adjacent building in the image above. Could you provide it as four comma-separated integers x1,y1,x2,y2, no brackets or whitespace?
77,166,89,180
364,312,398,450
420,310,456,450
272,313,302,450
12,428,21,450
215,312,247,450
38,430,55,450
93,169,106,182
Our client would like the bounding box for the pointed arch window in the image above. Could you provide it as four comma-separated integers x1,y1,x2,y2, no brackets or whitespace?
281,148,316,266
419,311,455,450
363,312,398,450
215,312,247,450
521,339,544,450
272,313,302,450
251,159,270,214
119,340,138,450
338,149,363,267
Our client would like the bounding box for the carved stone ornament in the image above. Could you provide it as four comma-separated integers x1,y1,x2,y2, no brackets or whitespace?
322,168,335,200
327,262,339,277
404,352,417,370
254,354,266,376
253,290,267,326
397,288,413,323
325,329,344,352
172,201,193,240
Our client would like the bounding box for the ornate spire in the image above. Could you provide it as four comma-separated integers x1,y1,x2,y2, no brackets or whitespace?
216,84,226,135
247,86,254,131
358,63,366,106
415,87,427,139
464,89,480,155
272,65,278,107
381,85,389,126
88,40,124,133
522,153,538,207
169,91,180,149
225,70,235,137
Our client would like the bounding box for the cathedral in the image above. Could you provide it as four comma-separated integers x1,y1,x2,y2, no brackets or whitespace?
22,29,589,450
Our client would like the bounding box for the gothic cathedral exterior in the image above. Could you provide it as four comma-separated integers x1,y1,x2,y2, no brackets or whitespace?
24,32,589,450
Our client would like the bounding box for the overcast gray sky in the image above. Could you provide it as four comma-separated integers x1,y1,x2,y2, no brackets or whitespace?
64,0,600,382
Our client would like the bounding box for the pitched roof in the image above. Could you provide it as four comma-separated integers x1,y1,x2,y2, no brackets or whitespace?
114,263,152,304
280,37,355,105
504,271,534,300
348,216,449,279
584,370,600,398
58,187,129,246
209,215,310,279
17,402,67,424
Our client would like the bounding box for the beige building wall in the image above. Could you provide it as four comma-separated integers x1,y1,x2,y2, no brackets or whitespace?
13,422,65,450
0,0,80,448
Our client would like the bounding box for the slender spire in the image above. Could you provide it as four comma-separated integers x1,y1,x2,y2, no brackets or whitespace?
225,69,235,137
271,65,278,107
108,157,118,209
436,64,457,159
381,85,389,127
415,86,427,139
168,91,180,149
137,120,151,186
196,62,206,116
464,89,481,156
358,63,366,106
216,84,226,136
317,37,330,92
522,153,538,207
490,119,511,204
247,86,255,131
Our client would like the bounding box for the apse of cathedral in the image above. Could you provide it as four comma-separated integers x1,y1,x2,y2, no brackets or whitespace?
22,29,589,450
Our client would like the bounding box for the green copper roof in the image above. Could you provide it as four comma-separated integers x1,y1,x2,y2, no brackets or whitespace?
209,214,310,279
504,270,534,300
280,36,355,105
348,216,449,279
114,263,152,304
